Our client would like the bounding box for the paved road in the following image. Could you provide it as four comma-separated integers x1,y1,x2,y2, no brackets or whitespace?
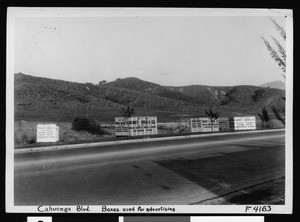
14,130,285,205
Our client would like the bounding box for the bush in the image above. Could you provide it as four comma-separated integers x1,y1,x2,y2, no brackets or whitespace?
21,134,28,143
220,87,238,105
28,137,36,144
252,89,266,102
258,106,271,129
220,98,228,105
72,117,105,135
157,125,165,130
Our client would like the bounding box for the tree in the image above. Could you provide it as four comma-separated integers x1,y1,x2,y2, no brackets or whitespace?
120,103,134,138
121,104,134,117
204,108,219,119
258,106,271,129
262,18,286,126
271,106,285,125
252,88,266,102
261,18,286,78
204,108,219,132
99,80,107,85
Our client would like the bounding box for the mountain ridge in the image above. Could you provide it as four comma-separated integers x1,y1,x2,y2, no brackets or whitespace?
259,80,285,90
14,73,285,122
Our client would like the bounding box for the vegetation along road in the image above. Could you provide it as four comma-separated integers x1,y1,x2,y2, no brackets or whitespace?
14,130,285,205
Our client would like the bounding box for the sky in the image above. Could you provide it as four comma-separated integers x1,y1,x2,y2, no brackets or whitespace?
13,11,287,86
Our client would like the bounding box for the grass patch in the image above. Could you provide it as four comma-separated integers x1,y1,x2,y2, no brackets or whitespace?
14,120,113,147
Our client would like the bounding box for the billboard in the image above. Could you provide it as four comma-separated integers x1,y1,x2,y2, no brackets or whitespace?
234,116,256,130
191,118,219,133
115,116,157,137
219,117,231,131
37,124,59,143
115,117,129,136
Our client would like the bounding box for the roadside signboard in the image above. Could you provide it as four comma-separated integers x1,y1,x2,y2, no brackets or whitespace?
115,117,129,136
191,118,219,133
219,117,230,131
229,117,235,130
115,116,157,137
234,116,256,130
37,124,59,143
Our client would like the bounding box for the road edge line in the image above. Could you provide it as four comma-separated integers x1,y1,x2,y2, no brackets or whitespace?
14,129,285,153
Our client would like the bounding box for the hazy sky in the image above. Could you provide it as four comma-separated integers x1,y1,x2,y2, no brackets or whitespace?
14,12,287,86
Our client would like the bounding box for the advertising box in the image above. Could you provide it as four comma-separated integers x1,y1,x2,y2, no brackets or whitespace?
37,123,59,143
219,117,231,131
234,116,256,130
191,117,219,133
115,116,157,137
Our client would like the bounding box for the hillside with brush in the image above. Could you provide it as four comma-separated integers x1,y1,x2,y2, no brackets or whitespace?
14,73,285,122
167,84,285,112
102,77,197,103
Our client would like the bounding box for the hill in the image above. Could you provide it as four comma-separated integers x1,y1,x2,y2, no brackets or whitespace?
14,73,285,122
259,81,285,90
102,77,197,102
167,84,285,110
97,77,200,111
14,73,202,121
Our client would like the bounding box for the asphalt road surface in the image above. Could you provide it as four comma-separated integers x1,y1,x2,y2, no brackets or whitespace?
14,130,285,205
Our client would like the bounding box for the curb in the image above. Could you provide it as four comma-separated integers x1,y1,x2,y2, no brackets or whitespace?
15,128,285,154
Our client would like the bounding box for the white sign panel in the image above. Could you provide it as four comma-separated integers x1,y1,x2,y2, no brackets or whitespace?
115,116,157,136
115,117,129,136
191,118,219,133
37,124,59,143
234,116,256,130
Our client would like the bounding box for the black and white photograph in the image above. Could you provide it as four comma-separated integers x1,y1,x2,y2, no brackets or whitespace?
6,8,293,213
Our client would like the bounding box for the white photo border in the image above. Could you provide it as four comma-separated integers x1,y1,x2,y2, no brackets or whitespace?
6,7,293,214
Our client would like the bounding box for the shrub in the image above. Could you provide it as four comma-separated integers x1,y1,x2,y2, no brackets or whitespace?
21,134,28,143
177,126,186,135
28,137,36,144
252,89,266,102
220,98,230,105
72,117,105,135
271,106,285,125
60,132,68,142
157,125,165,130
258,106,271,129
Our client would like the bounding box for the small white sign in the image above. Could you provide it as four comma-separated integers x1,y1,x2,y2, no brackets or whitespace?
37,124,59,143
234,116,256,130
27,217,52,222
